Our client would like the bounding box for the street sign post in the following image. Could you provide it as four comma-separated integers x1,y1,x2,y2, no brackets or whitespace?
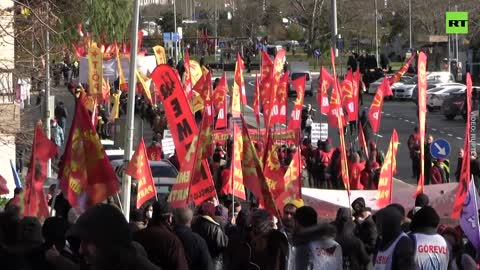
313,49,321,70
430,138,451,159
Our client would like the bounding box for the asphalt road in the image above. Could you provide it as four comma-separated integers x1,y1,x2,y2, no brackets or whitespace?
236,73,469,185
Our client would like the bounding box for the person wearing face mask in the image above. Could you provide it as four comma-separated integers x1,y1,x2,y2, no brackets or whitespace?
143,204,153,226
373,207,415,270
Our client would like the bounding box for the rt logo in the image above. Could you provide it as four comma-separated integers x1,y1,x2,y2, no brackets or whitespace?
446,11,468,34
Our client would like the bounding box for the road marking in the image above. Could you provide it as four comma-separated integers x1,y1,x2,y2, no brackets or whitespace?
399,118,403,120
375,134,383,138
456,137,462,140
447,134,453,136
404,119,409,123
247,81,255,87
431,128,437,131
440,131,445,134
477,143,480,146
386,113,391,116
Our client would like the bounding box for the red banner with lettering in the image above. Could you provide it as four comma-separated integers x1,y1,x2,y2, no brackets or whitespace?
389,53,416,86
260,50,274,104
265,49,286,128
368,78,388,133
452,73,473,218
189,161,217,205
328,81,345,129
126,139,157,209
288,75,306,130
318,67,333,114
376,129,399,208
213,73,228,129
415,52,428,196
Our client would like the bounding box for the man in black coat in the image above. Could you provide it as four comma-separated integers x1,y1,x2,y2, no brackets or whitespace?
174,207,213,270
192,202,228,270
352,198,378,255
134,201,189,270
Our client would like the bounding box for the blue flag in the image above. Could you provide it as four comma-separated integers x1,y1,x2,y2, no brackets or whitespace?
460,177,480,251
9,159,22,188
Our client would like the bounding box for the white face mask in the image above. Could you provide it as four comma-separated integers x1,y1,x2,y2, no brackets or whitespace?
146,210,153,219
357,217,365,224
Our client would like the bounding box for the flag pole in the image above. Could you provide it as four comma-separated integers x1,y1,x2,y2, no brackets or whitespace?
121,0,140,222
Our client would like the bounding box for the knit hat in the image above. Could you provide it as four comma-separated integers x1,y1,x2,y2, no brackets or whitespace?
411,206,440,229
67,204,131,248
351,197,366,212
286,199,305,209
415,193,430,207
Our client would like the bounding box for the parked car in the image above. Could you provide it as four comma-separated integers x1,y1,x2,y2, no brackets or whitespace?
368,74,413,95
106,149,125,162
427,85,466,111
412,82,465,104
113,159,178,202
288,61,313,97
395,72,455,100
442,87,480,120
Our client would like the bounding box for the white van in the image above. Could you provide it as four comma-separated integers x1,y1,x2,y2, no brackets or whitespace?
288,61,313,97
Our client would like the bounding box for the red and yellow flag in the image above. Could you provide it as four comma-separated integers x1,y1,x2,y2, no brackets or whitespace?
352,70,361,120
227,123,246,199
269,71,289,126
109,92,120,122
339,119,350,193
60,93,119,209
264,135,287,198
318,67,333,114
328,81,345,128
23,122,58,219
265,49,286,128
341,69,356,121
153,45,166,65
240,116,280,217
101,77,110,102
452,73,473,218
232,53,246,116
415,52,428,196
260,50,274,103
389,53,416,86
213,73,228,129
368,78,388,133
288,75,306,130
376,129,399,208
115,43,128,92
87,43,103,101
184,50,193,98
126,139,157,209
136,70,153,104
275,150,302,209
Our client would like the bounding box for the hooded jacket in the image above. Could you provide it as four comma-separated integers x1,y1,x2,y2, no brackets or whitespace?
290,223,342,270
174,225,213,270
192,215,229,268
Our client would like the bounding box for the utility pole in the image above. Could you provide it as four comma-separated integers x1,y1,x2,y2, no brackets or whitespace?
214,0,218,61
331,0,338,57
121,0,140,222
409,0,412,49
45,2,52,178
173,0,178,64
455,5,459,61
374,0,379,67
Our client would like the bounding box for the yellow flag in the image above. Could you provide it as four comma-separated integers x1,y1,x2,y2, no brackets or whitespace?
109,92,121,122
135,70,153,104
189,60,203,87
87,43,103,98
153,45,166,65
192,91,204,113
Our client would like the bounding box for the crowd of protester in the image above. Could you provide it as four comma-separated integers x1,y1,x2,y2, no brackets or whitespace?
1,191,478,270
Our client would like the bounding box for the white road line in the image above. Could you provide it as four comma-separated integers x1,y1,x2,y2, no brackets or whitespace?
439,131,445,134
456,137,462,140
386,113,391,116
247,81,255,87
477,143,480,146
431,128,437,131
404,119,409,122
375,134,383,138
447,134,453,136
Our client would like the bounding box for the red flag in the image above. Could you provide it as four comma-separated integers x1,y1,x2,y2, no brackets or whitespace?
253,74,261,127
213,73,228,129
318,67,333,114
269,71,289,126
376,129,399,208
368,78,388,133
24,122,58,219
275,150,302,210
339,120,350,193
0,174,8,195
341,70,356,121
415,52,428,196
228,123,246,199
232,53,246,116
101,77,110,102
265,49,286,128
264,137,287,198
60,94,118,209
352,70,361,121
184,50,193,98
452,73,473,218
189,161,217,205
359,122,369,160
288,75,306,130
146,144,162,161
126,139,157,208
260,50,274,103
389,53,416,86
328,81,345,128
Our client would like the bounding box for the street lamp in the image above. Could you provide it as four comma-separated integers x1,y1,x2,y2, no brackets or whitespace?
409,0,412,49
374,0,379,68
